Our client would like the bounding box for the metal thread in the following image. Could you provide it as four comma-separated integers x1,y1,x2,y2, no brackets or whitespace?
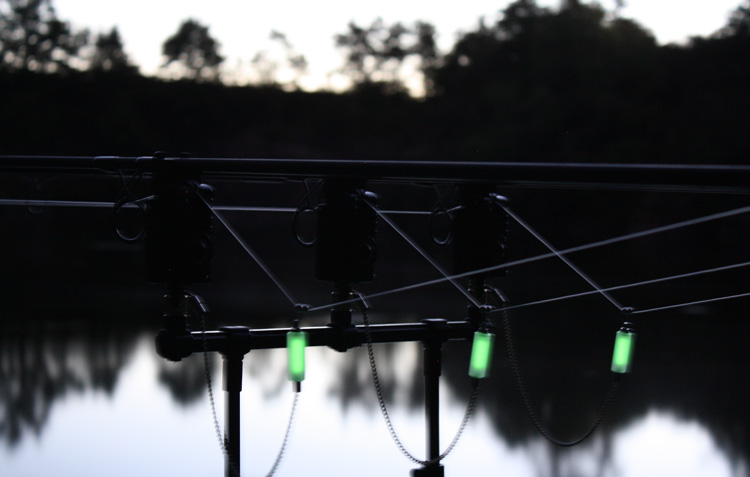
193,294,298,477
361,308,478,466
501,307,618,447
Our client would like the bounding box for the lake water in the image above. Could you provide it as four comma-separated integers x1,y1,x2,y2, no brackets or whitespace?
0,314,746,477
1,176,748,476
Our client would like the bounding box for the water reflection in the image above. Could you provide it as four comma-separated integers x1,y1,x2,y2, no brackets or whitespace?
157,354,211,406
0,308,747,476
0,319,135,447
612,411,739,477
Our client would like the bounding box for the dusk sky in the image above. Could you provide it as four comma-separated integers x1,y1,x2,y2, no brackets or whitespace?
52,0,744,90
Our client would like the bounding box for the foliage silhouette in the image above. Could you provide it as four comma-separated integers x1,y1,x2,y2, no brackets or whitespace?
89,27,137,74
431,0,670,162
335,18,438,94
0,319,137,447
2,3,750,474
716,0,750,38
161,18,224,82
269,30,308,90
0,0,749,164
0,0,87,73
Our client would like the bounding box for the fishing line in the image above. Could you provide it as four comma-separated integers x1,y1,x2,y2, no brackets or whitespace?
111,170,149,240
309,203,750,313
499,201,624,311
499,260,750,312
0,199,125,208
190,205,428,215
365,199,482,308
291,179,323,247
379,210,432,216
0,198,428,217
217,206,297,213
630,291,750,315
0,200,290,213
188,292,299,477
198,191,300,309
6,191,749,316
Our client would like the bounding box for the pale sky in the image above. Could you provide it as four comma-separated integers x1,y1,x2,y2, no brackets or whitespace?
53,0,743,90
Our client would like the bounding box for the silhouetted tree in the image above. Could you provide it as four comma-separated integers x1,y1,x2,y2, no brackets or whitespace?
412,21,439,95
249,50,278,86
89,27,137,74
335,18,438,95
716,0,750,38
270,30,308,90
1,0,748,164
432,0,659,161
249,50,277,85
161,19,224,82
499,0,546,38
0,0,88,73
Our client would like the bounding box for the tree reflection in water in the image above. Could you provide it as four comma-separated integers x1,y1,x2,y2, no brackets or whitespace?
0,307,747,476
0,319,136,447
157,354,210,406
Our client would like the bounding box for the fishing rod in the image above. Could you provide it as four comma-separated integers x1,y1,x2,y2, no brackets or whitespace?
1,153,740,474
3,154,750,191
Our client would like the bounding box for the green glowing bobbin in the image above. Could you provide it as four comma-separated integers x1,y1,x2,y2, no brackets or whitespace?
287,330,308,384
468,331,496,379
611,324,636,374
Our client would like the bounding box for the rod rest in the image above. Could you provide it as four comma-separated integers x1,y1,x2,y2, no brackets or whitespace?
155,327,194,362
326,320,362,352
155,320,477,362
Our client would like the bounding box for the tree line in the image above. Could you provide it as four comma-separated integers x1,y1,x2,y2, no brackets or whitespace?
0,0,437,89
0,0,213,78
1,0,749,164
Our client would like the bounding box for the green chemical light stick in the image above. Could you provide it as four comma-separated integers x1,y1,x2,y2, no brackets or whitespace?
468,331,495,379
287,330,308,388
611,324,636,374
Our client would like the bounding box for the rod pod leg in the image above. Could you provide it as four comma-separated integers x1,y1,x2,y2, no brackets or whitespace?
412,319,446,477
222,352,243,477
220,326,252,477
